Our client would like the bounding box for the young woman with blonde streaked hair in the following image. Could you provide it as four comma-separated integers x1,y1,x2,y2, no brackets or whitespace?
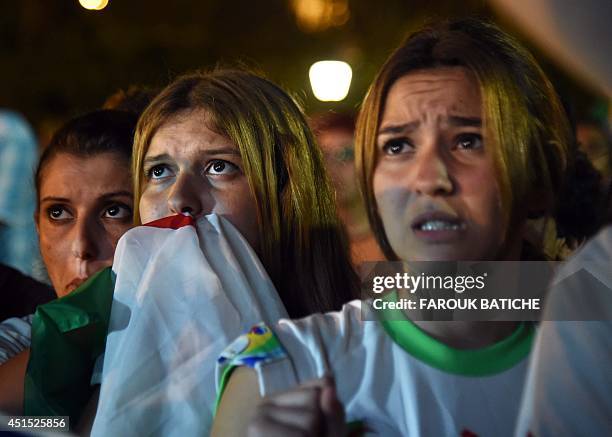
130,69,357,317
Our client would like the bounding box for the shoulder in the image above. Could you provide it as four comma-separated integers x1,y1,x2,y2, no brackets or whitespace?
272,300,387,377
275,300,371,347
0,315,33,332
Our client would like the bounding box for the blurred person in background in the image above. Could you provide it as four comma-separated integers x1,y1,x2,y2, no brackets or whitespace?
0,110,54,330
0,111,45,280
577,118,612,189
0,109,137,415
310,112,384,266
526,115,608,260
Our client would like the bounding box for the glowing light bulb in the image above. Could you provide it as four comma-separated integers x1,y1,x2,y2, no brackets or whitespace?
79,0,109,11
309,60,352,102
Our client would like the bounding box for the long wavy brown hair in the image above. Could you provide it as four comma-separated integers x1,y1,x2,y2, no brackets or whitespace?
356,18,573,260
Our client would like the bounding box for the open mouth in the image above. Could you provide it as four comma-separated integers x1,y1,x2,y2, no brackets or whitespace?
411,212,467,234
414,220,465,231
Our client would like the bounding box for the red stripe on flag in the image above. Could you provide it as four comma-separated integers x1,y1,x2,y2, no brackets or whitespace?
143,214,195,229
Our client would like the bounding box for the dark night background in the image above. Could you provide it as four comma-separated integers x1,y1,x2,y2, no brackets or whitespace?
1,0,607,142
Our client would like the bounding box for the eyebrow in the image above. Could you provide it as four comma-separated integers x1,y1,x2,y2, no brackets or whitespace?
378,116,482,136
99,191,133,201
143,148,241,166
143,153,173,166
39,196,70,204
40,191,133,204
204,147,242,157
378,121,419,136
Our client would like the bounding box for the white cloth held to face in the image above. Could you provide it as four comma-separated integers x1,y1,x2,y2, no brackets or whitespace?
91,214,287,436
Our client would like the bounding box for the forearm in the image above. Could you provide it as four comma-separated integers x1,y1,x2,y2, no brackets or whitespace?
211,367,262,437
0,349,29,414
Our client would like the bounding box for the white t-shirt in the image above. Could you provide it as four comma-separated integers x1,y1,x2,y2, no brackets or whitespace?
218,301,535,437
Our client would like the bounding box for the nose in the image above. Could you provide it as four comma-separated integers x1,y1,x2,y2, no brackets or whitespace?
70,216,115,278
71,217,98,262
410,142,453,196
168,172,205,218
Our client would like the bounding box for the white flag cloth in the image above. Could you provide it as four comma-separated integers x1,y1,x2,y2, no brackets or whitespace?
91,214,287,436
515,225,612,437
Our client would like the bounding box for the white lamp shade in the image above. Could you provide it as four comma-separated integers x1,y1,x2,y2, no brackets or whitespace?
309,60,352,102
79,0,109,11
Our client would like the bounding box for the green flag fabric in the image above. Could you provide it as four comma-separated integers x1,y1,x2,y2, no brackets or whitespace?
24,267,115,424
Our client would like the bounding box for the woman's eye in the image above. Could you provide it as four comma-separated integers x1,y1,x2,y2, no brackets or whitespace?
47,206,72,221
455,134,483,150
148,164,172,180
103,204,132,219
206,160,238,176
382,138,413,155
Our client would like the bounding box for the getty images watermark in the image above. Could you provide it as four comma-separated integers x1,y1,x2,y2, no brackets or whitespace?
359,261,612,321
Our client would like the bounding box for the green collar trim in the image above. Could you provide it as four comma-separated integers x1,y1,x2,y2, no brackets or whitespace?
378,294,534,376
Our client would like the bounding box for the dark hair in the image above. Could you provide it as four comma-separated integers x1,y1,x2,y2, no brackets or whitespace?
35,109,137,207
555,142,610,244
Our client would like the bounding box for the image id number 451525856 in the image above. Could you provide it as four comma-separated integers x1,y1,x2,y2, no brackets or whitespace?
3,415,69,432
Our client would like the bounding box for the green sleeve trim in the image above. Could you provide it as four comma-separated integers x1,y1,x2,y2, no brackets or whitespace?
214,323,287,415
214,363,237,415
24,267,115,424
378,293,534,376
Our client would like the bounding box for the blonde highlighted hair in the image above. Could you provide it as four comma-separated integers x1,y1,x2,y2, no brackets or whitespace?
355,18,573,260
133,69,357,317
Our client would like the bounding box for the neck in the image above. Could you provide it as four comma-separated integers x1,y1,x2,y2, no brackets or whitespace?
410,236,526,349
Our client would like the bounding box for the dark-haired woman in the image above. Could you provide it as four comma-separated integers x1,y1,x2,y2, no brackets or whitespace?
0,109,137,413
